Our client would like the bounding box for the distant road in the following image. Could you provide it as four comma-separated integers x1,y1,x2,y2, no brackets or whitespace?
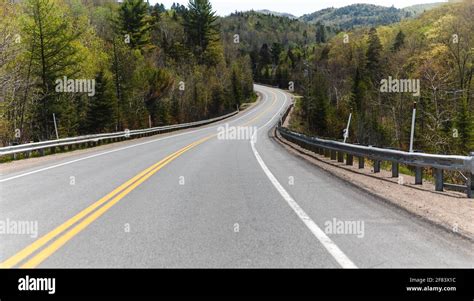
1,85,472,268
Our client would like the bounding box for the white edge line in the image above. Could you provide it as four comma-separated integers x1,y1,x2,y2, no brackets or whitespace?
0,93,268,183
251,86,357,269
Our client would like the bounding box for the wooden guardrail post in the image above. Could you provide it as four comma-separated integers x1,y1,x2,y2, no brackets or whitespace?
391,162,399,178
358,157,364,169
434,169,444,191
337,151,344,162
346,154,353,166
373,160,380,173
330,150,336,160
415,167,423,185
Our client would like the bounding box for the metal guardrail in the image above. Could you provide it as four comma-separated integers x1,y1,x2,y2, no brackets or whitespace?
0,110,239,158
276,105,474,198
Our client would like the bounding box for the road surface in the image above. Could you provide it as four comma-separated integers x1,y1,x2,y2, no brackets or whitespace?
0,85,472,268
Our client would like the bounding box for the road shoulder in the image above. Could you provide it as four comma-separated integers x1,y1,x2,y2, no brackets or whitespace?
273,125,474,242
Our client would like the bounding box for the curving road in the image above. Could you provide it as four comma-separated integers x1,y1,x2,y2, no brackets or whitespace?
0,85,472,268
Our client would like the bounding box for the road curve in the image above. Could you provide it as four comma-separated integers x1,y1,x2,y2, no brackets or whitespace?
0,84,472,268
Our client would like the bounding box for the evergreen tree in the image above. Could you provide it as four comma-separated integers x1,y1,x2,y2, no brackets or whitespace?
270,42,283,66
183,0,219,62
306,70,329,135
351,67,368,143
84,71,114,133
391,30,405,52
22,0,80,140
366,27,383,83
231,67,243,106
119,0,152,50
259,43,272,66
315,23,327,43
144,68,174,125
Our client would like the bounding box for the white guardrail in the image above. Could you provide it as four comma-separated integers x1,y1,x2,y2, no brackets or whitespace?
0,110,239,158
276,104,474,198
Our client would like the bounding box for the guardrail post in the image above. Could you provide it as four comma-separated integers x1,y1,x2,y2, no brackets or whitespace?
39,149,45,156
434,169,443,191
50,147,56,154
415,167,423,185
337,151,344,162
373,160,380,173
391,162,399,178
324,149,330,158
330,150,336,160
319,148,324,155
346,154,353,166
467,173,473,198
358,157,364,169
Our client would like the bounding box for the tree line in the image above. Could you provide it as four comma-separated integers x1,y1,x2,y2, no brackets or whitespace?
0,0,255,145
226,1,473,157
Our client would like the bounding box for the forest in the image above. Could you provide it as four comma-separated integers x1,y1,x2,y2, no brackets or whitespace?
0,0,472,159
230,1,473,157
0,0,254,144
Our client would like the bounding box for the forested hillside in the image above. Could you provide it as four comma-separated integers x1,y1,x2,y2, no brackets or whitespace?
300,4,408,30
220,11,337,85
292,1,473,156
1,0,472,158
221,0,472,157
0,0,254,145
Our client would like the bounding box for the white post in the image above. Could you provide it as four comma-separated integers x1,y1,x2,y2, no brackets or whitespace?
343,112,352,143
53,113,59,140
148,115,152,128
409,101,416,153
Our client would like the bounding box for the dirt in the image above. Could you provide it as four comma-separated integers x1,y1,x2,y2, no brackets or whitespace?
274,126,474,241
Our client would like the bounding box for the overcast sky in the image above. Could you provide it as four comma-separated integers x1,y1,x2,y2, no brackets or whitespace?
149,0,448,17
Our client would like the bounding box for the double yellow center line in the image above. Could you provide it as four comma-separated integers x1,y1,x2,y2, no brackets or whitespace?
1,92,277,268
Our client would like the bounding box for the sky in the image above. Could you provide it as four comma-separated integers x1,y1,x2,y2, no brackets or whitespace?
149,0,448,17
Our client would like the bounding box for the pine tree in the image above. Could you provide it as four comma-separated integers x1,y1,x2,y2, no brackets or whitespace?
119,0,152,50
391,30,405,52
307,70,329,135
270,42,283,66
315,23,327,44
351,67,368,143
22,0,80,140
84,71,114,133
231,67,243,107
144,68,174,125
366,27,383,83
183,0,219,62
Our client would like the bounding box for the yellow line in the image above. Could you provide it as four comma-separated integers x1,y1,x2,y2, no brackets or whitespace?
0,137,210,268
1,90,279,268
21,136,212,268
242,95,276,126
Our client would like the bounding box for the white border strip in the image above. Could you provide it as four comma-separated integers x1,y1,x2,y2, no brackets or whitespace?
251,87,357,269
0,92,267,183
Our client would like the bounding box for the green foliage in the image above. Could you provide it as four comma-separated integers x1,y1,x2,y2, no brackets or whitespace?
183,0,220,64
22,0,81,140
0,0,254,145
84,71,115,133
118,0,152,50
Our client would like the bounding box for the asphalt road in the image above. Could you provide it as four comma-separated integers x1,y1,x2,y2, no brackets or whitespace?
0,85,472,268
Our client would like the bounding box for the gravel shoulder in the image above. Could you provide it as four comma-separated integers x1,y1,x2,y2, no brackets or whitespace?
275,106,474,241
